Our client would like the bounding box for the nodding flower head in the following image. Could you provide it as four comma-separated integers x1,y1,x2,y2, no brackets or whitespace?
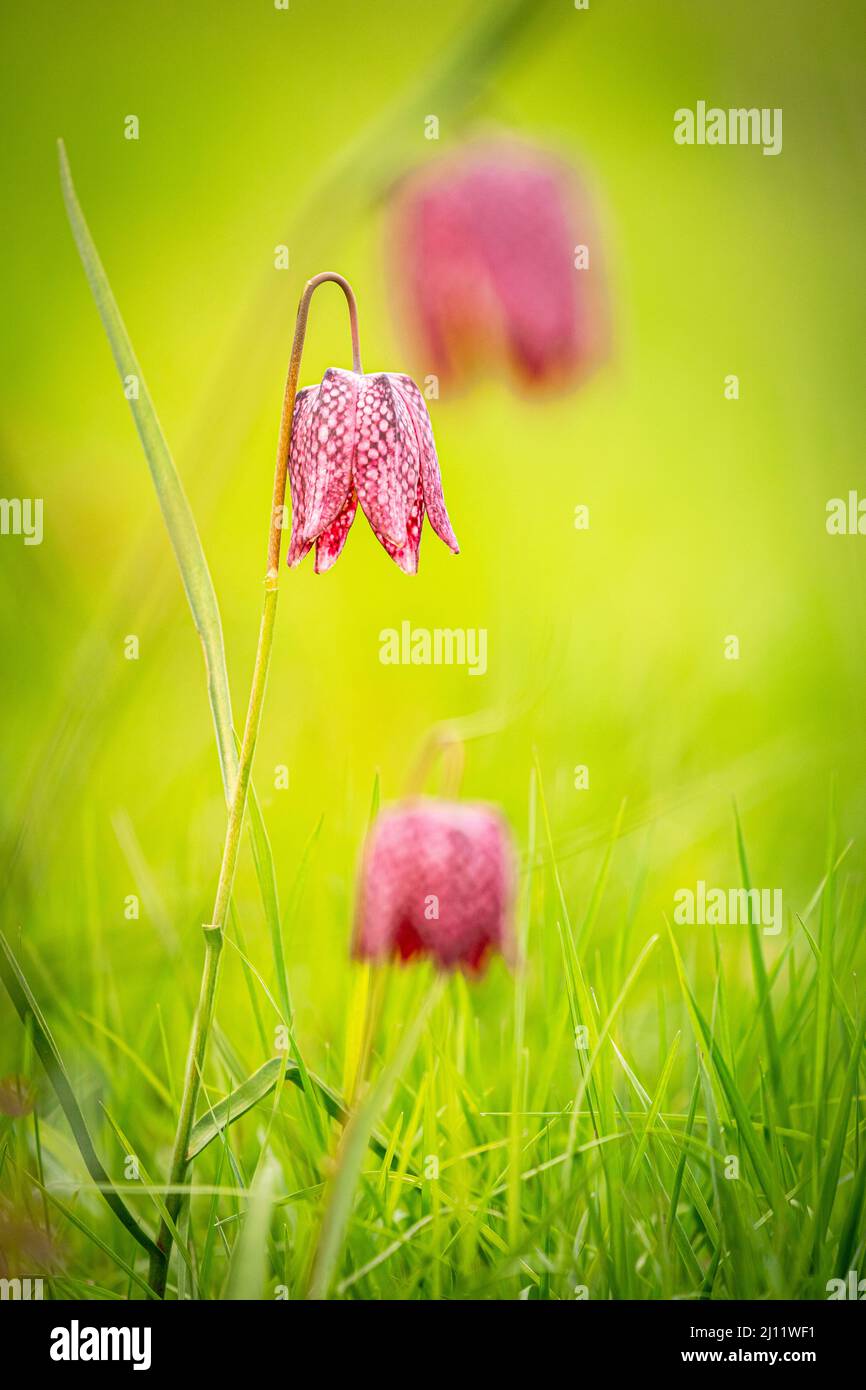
390,137,605,393
353,798,516,976
287,369,459,574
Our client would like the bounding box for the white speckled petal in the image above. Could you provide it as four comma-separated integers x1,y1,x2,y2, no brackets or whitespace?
389,374,459,553
286,385,318,567
371,474,424,574
314,491,358,573
302,368,360,542
353,374,420,548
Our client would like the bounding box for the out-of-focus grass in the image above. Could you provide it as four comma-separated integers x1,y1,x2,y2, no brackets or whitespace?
2,0,866,1299
2,794,864,1299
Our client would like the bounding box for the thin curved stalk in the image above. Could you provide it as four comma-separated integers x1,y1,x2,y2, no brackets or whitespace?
148,273,362,1298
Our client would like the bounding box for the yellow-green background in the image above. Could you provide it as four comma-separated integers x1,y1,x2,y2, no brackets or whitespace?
2,0,865,1290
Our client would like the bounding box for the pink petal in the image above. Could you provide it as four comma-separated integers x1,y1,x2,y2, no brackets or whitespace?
465,157,580,386
353,374,420,548
314,491,358,573
371,474,424,575
354,799,516,975
390,139,603,394
286,385,318,567
302,368,360,542
389,374,459,554
393,184,475,384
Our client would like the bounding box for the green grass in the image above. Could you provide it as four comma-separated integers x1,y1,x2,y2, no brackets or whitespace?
2,795,864,1299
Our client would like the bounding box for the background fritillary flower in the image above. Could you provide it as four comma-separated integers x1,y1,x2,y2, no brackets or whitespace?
354,797,516,974
388,136,607,394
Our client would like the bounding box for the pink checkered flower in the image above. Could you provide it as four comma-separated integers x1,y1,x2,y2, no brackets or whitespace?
286,368,459,574
353,799,516,975
390,137,605,392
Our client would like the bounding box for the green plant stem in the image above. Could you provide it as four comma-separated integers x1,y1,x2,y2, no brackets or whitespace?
148,272,362,1298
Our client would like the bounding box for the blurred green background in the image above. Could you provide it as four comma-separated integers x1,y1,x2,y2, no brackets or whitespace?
2,0,866,1291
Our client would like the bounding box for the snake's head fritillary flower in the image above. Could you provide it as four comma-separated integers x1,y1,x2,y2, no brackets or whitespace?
287,369,459,574
353,799,516,976
390,137,605,393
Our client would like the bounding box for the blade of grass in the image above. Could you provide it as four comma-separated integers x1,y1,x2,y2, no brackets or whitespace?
226,1155,280,1299
307,976,444,1299
185,1057,392,1165
626,1031,681,1184
59,141,293,1004
733,803,787,1124
28,1176,157,1300
664,917,780,1206
814,784,839,1177
59,138,236,794
0,929,159,1262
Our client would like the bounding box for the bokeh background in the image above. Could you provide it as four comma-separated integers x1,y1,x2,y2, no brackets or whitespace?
2,0,865,1297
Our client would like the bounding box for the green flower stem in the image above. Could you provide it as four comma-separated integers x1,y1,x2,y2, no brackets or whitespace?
148,272,362,1299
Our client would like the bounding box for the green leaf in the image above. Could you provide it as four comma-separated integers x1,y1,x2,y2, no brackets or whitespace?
59,138,236,797
665,917,780,1205
308,978,445,1300
227,1154,280,1300
810,1010,866,1266
626,1031,681,1184
185,1058,390,1165
59,138,319,1114
0,929,159,1262
733,803,787,1124
32,1178,157,1300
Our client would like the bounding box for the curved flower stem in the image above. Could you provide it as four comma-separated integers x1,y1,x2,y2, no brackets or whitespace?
148,272,362,1299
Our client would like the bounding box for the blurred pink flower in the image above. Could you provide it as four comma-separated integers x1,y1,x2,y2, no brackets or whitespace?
390,137,605,392
287,368,459,574
0,1076,34,1118
354,799,516,975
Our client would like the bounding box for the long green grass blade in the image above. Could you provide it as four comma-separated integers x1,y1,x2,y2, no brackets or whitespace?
59,138,236,795
33,1178,157,1300
733,803,787,1123
665,917,780,1205
58,140,325,1156
227,1155,279,1299
0,929,159,1261
814,784,838,1167
308,977,444,1299
185,1058,392,1165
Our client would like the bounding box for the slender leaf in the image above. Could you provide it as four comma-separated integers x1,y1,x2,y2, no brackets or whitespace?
0,929,159,1261
185,1057,391,1165
59,138,236,795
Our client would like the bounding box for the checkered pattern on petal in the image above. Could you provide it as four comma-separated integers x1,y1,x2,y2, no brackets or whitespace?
353,374,420,548
286,385,318,567
314,491,358,573
390,374,459,554
354,799,516,975
302,368,360,542
370,474,424,575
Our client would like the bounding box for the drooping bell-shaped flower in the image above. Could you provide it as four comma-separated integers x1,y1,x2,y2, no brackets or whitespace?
353,798,516,975
287,368,459,574
390,137,605,392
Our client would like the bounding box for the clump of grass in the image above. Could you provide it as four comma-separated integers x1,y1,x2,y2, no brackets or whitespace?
2,785,864,1299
